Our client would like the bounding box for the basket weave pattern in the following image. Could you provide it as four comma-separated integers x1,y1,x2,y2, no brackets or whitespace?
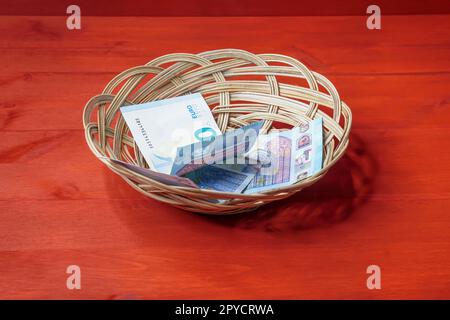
82,49,352,214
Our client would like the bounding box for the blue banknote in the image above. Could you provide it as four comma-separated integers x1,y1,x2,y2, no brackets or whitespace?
184,165,255,193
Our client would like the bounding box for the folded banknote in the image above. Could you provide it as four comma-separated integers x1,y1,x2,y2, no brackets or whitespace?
184,165,255,193
170,121,264,176
103,158,255,194
120,93,221,174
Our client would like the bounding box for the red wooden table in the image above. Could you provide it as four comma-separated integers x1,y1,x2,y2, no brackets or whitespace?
0,15,449,299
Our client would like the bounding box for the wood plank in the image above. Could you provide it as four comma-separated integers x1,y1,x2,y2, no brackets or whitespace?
1,73,450,131
0,16,449,74
2,194,450,251
1,128,449,201
2,244,448,299
2,0,450,17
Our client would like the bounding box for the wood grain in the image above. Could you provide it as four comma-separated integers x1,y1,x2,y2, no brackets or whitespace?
1,0,450,17
0,15,449,299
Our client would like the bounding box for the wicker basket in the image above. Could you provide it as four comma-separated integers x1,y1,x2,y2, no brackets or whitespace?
82,49,352,214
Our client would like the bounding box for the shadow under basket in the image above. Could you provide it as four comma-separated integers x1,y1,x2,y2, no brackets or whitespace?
82,49,352,215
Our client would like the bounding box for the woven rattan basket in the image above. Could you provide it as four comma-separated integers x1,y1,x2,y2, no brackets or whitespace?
82,49,352,214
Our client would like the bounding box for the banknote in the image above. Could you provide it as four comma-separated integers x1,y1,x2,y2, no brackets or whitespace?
184,165,255,193
170,121,264,176
104,158,199,189
293,117,323,181
221,118,323,194
120,93,221,174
